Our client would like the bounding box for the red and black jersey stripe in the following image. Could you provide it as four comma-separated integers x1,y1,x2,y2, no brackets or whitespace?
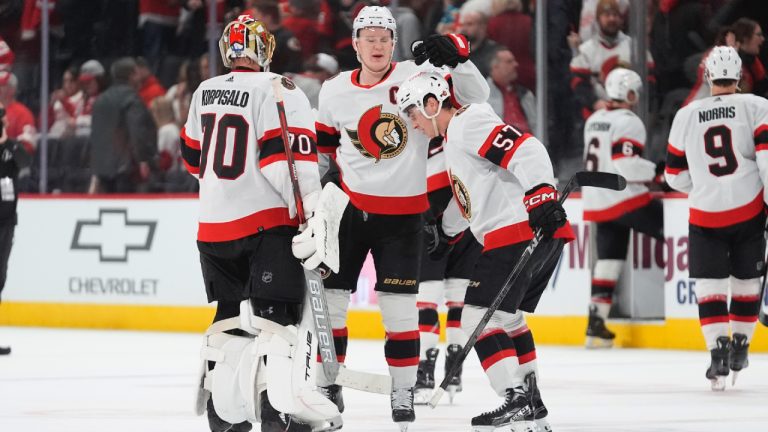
180,127,201,175
475,329,516,371
698,295,729,326
611,137,644,160
510,329,536,365
730,295,760,322
665,144,688,174
755,124,768,151
316,122,341,155
258,127,318,168
384,330,420,367
477,124,531,170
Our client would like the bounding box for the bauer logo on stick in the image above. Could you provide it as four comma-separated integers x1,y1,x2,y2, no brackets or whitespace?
346,105,408,162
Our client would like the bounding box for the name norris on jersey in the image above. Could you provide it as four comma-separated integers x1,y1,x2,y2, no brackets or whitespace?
587,122,611,132
698,106,735,123
201,89,250,107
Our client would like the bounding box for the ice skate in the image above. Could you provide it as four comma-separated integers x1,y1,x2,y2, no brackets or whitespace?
319,384,345,413
524,372,552,432
390,387,415,431
260,391,313,432
414,348,438,405
444,343,464,403
470,387,537,432
705,336,730,391
0,345,10,355
585,306,615,349
729,333,749,386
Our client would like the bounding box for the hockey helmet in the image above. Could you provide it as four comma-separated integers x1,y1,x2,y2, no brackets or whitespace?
705,45,742,86
605,67,642,103
397,71,451,119
219,15,276,69
352,6,397,41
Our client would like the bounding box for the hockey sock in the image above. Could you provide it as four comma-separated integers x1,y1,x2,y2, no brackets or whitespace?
445,278,469,347
381,292,420,388
729,277,761,342
417,306,440,357
696,278,730,350
510,328,538,386
590,259,623,319
463,305,518,396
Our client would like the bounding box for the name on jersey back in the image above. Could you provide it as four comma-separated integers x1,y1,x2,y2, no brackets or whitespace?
201,89,250,107
698,106,735,123
586,122,611,132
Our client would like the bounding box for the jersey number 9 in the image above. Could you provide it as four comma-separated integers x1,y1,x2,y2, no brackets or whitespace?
704,125,737,177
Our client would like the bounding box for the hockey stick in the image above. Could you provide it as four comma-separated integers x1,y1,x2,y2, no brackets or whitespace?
271,77,392,395
759,231,768,327
429,171,626,408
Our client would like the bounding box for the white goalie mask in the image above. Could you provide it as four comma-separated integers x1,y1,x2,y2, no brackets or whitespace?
397,72,451,119
605,68,642,103
352,6,398,42
705,45,742,86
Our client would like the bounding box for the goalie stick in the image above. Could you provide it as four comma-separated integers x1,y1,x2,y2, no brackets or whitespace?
271,77,392,395
429,171,627,407
760,235,768,327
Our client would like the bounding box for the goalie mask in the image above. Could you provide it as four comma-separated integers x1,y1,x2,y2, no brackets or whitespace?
705,45,742,86
397,71,450,120
219,15,276,69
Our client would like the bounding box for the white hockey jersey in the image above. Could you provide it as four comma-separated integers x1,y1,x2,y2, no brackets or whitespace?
181,70,321,242
427,136,449,193
316,60,489,215
665,93,768,228
582,108,656,222
442,103,574,250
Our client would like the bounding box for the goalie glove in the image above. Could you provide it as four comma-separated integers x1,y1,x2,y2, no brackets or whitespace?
524,184,567,239
411,34,470,68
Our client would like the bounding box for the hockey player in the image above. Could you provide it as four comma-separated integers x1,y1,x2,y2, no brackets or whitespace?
397,71,573,432
182,15,339,431
582,68,664,348
414,135,482,404
665,46,768,391
307,5,490,430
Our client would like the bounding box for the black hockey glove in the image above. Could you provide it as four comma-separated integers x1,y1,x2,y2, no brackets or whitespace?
653,161,672,192
524,184,567,239
411,34,470,68
424,218,462,260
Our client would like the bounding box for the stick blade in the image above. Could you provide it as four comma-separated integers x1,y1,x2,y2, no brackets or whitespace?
574,171,626,191
428,387,445,408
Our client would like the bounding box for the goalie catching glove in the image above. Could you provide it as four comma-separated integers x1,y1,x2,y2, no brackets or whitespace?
412,34,470,68
524,184,567,239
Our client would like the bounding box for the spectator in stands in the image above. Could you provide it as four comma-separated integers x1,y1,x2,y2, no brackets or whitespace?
151,96,181,173
76,59,106,139
487,0,535,90
486,48,536,134
570,0,655,119
89,57,157,194
0,37,14,73
578,0,629,43
139,0,181,74
392,0,424,62
683,26,736,107
281,0,324,61
0,73,37,155
49,66,83,140
249,0,303,74
136,57,167,108
458,7,500,77
286,52,339,108
0,101,31,356
733,17,767,96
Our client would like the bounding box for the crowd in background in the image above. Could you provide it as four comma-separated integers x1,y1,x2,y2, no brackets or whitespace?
0,0,766,193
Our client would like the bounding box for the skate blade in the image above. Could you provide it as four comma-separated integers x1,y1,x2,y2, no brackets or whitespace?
397,421,411,431
731,371,739,386
470,421,538,432
710,376,726,391
585,336,614,349
535,417,552,432
414,388,433,405
312,415,344,432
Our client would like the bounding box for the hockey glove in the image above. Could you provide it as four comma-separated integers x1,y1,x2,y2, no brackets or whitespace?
412,34,470,68
424,218,463,260
653,161,672,192
524,184,567,239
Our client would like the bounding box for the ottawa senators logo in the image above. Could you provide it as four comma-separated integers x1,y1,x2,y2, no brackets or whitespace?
281,76,296,90
454,105,470,117
450,173,471,220
346,105,408,162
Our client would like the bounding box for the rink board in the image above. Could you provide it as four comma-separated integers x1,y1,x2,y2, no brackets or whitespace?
1,194,766,352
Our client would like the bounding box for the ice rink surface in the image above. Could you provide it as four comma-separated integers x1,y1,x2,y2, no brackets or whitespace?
1,326,767,432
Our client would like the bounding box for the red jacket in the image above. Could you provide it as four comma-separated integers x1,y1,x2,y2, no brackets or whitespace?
139,76,166,107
